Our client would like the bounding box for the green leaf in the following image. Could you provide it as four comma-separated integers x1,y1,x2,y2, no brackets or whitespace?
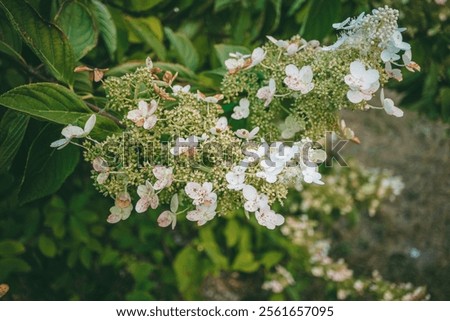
0,110,29,172
19,124,80,205
260,251,284,269
125,16,166,60
38,235,57,257
0,83,90,124
0,0,74,84
214,44,250,67
300,0,341,41
55,1,98,61
224,219,240,248
0,10,22,51
111,0,163,12
165,27,199,71
199,227,228,270
0,240,25,256
0,257,31,278
89,0,117,60
0,40,25,64
232,251,260,272
173,245,202,300
214,0,239,12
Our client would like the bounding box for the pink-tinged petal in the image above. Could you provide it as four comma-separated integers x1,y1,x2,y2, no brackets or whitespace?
107,213,121,224
127,109,142,122
157,211,173,227
135,197,150,213
97,172,109,184
138,100,149,113
186,210,200,222
83,114,96,134
50,138,70,149
347,90,363,104
170,194,179,213
152,166,165,180
62,125,84,138
149,195,159,209
185,182,201,199
143,115,158,130
148,100,158,114
268,78,276,91
349,60,365,77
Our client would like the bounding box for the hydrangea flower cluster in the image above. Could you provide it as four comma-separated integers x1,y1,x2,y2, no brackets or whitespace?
222,6,418,142
50,6,417,230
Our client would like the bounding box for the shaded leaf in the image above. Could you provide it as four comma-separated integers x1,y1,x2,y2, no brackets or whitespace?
165,27,199,71
125,16,166,60
0,0,74,84
55,1,98,61
300,0,341,41
0,240,25,256
89,0,117,60
0,40,25,64
0,83,91,124
19,124,80,205
232,251,260,272
38,235,57,257
0,110,29,172
173,245,202,300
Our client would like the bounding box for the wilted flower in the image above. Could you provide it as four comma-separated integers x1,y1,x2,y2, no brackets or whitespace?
235,127,259,140
280,115,302,139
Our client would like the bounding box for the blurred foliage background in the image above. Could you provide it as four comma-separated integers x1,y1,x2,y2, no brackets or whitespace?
0,0,448,300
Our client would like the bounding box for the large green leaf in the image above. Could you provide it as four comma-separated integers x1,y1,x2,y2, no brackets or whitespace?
89,0,117,60
0,257,31,278
19,124,80,205
55,1,98,61
0,10,21,51
125,16,166,60
38,235,57,258
165,27,199,71
0,0,74,84
0,110,29,172
300,0,341,41
0,83,91,125
0,40,25,64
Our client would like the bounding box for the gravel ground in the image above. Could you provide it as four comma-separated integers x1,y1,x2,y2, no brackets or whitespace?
336,108,450,300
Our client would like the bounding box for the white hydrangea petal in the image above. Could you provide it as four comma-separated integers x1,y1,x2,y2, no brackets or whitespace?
349,61,365,78
285,64,298,77
299,66,313,83
185,182,201,199
62,125,84,138
107,213,121,224
242,185,257,201
148,100,158,114
347,90,363,103
138,100,148,113
83,114,96,134
50,138,70,149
